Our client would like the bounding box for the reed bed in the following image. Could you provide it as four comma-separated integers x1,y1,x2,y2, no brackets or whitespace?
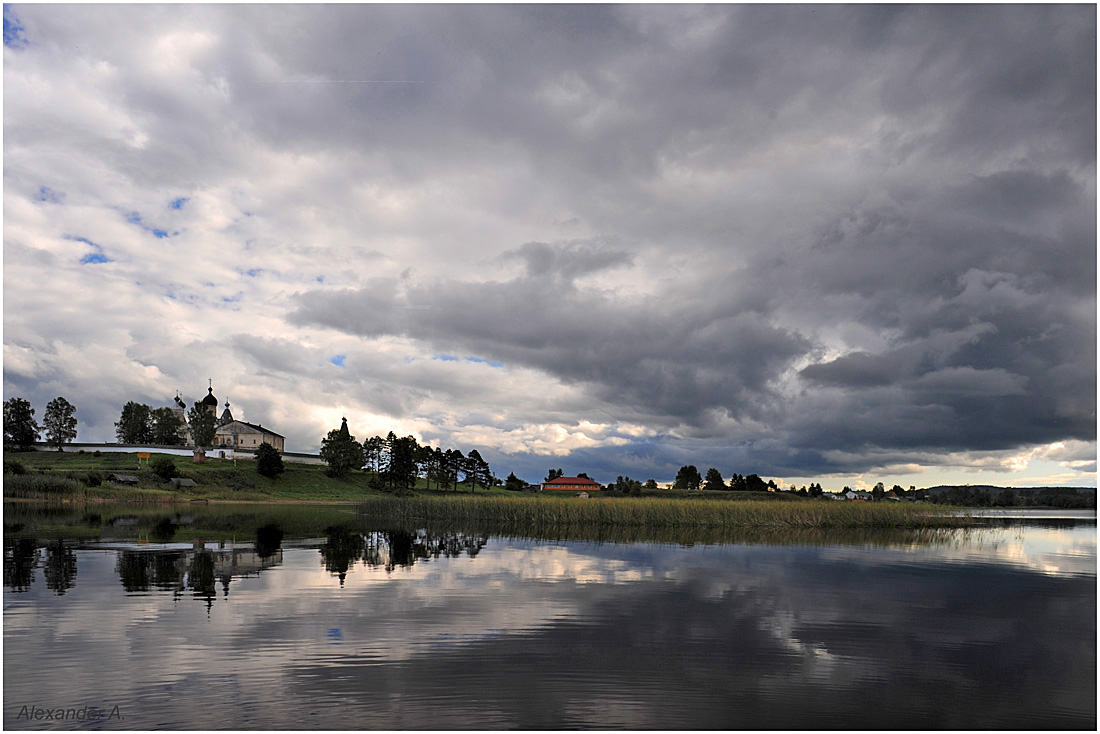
358,495,969,530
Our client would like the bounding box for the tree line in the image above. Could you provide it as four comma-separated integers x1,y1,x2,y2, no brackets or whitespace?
318,419,493,492
114,400,216,447
3,397,77,451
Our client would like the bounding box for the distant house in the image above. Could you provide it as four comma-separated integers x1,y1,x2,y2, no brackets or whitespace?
168,478,197,488
107,473,140,485
541,476,602,492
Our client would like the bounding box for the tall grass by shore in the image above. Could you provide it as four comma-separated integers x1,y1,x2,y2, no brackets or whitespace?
358,494,969,530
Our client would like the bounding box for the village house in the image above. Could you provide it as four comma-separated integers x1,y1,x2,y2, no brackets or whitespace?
541,476,602,492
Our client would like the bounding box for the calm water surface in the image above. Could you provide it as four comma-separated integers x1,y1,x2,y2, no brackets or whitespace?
3,505,1095,729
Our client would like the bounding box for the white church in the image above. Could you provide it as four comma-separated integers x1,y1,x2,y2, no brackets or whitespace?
170,383,286,452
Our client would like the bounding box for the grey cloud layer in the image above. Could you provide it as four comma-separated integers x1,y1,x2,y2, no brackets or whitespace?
3,4,1095,481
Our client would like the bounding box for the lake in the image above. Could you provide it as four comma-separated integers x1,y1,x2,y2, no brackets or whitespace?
3,504,1095,729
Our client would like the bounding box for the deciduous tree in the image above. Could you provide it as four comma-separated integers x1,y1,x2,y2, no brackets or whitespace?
320,418,365,478
42,397,78,450
187,402,216,447
116,402,153,444
150,407,185,445
255,442,285,478
673,465,702,490
3,397,40,451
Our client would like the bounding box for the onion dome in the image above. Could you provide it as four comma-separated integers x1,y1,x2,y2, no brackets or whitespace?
219,401,233,426
202,387,219,407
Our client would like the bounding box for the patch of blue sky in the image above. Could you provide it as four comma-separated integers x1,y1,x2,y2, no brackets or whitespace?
169,197,188,210
330,355,347,367
37,186,63,203
4,7,28,48
316,275,325,283
436,354,460,362
69,236,112,264
152,229,169,238
466,356,504,368
125,211,143,224
242,268,262,277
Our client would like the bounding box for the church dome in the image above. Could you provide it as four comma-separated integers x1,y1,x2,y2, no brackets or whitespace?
202,387,219,407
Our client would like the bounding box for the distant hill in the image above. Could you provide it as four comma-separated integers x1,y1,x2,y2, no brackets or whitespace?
921,485,1095,495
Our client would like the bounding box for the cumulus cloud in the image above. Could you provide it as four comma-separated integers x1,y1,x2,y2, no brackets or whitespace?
3,4,1094,485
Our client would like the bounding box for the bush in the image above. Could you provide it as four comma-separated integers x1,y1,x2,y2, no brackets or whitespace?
151,457,179,481
255,443,285,479
83,471,103,487
4,459,26,475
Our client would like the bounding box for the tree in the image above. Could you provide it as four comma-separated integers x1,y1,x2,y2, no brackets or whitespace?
116,401,153,444
187,402,217,447
151,456,179,481
4,397,40,450
387,435,420,490
644,479,658,490
42,397,78,450
872,482,886,502
545,468,563,482
703,467,726,491
446,449,465,491
150,407,185,445
728,473,746,491
363,435,384,475
320,418,365,478
255,442,285,478
744,473,768,492
465,449,490,491
504,471,525,491
673,465,702,490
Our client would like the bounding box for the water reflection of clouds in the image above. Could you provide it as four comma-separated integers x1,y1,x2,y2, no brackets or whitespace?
4,528,1096,730
818,524,1096,578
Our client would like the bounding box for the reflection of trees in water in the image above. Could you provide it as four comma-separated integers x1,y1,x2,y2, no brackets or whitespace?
255,523,284,559
116,550,187,592
188,550,217,608
43,540,77,595
4,538,39,591
375,529,489,571
320,526,366,585
319,526,489,581
378,530,489,571
148,517,177,543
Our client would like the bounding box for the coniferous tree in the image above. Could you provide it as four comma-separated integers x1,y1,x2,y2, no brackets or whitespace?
703,467,726,491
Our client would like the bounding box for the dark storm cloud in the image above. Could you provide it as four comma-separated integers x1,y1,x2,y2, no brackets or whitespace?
5,3,1094,481
290,242,811,429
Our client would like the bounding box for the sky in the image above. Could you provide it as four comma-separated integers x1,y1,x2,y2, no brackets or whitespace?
3,4,1096,489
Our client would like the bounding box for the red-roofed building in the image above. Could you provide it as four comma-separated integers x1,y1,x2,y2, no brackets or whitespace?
541,476,602,492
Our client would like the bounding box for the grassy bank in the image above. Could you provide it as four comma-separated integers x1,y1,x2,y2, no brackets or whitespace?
358,494,968,530
3,450,508,502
